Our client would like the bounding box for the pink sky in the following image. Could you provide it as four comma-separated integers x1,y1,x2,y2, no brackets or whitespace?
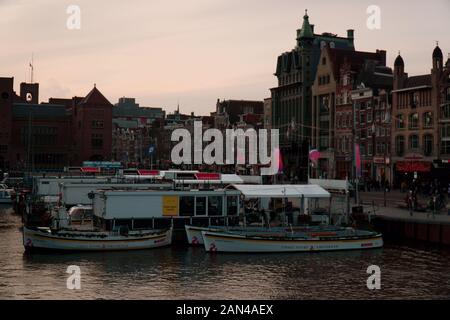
1,0,449,115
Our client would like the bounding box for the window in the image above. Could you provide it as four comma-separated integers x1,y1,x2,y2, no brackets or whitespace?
409,113,419,129
423,112,433,128
396,114,404,129
442,103,450,119
396,136,405,156
423,135,433,156
195,197,207,216
208,196,223,216
441,141,450,155
322,57,326,65
367,110,373,123
227,196,238,215
409,135,419,150
91,134,103,149
92,120,104,129
180,196,194,216
360,113,366,124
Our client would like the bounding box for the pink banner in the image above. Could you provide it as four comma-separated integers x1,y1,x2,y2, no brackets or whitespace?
355,144,361,178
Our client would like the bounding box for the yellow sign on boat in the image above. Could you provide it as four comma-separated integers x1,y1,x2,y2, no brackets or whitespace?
162,196,179,216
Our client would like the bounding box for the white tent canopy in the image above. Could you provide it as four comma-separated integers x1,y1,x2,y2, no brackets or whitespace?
228,184,330,199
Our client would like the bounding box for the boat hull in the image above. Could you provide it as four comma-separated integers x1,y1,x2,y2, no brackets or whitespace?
23,227,173,252
185,224,351,246
202,231,383,253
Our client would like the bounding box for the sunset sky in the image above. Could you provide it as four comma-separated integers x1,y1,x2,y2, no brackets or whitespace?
1,0,449,115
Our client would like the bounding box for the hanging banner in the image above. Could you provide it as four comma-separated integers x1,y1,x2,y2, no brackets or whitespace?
355,143,361,178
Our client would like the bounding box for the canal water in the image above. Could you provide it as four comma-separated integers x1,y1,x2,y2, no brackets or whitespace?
1,205,450,299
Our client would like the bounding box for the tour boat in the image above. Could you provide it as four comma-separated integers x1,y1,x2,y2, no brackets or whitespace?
23,226,173,252
185,224,347,245
201,228,383,253
23,204,173,252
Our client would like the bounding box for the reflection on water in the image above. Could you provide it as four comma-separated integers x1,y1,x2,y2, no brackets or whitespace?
1,205,449,299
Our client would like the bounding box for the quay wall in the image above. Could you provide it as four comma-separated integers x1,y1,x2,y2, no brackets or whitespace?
373,217,450,247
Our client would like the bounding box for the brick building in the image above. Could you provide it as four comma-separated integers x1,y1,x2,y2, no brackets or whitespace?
0,77,113,170
391,45,450,187
310,46,387,178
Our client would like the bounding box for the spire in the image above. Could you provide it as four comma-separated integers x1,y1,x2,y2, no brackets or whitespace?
299,9,314,39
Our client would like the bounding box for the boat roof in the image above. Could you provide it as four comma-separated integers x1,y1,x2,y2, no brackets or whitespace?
228,184,330,198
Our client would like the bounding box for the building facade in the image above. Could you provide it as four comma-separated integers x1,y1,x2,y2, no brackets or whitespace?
0,77,114,170
311,46,387,179
270,11,355,181
391,45,450,187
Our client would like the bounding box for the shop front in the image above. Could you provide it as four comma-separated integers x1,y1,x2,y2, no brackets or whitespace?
393,160,432,188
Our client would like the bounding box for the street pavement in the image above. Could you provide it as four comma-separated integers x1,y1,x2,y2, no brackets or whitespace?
359,190,450,224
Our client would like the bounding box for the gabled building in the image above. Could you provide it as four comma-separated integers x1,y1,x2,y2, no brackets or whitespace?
310,46,387,178
270,10,355,181
71,85,113,165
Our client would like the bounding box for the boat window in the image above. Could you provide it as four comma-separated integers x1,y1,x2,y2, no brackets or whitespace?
227,196,238,215
180,196,195,216
195,197,207,216
208,196,223,216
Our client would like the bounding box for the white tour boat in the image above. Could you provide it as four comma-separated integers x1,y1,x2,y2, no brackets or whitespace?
23,226,172,252
23,204,172,252
185,224,345,245
201,229,383,253
198,184,383,253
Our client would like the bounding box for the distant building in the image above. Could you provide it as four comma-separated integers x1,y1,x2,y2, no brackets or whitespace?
214,99,264,130
0,77,113,170
112,97,165,167
263,98,272,130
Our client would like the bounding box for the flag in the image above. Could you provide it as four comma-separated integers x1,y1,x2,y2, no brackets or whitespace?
355,143,361,178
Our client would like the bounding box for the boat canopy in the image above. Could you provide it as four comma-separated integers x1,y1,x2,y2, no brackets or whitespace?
228,184,330,199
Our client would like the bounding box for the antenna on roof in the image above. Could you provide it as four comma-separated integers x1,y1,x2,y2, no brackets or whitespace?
29,53,34,84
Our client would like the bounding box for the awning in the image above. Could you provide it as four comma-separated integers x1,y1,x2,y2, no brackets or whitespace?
174,174,244,185
81,167,100,173
137,169,160,176
228,184,330,198
195,173,220,180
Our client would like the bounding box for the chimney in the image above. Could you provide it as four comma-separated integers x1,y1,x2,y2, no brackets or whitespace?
347,29,354,39
376,49,387,66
